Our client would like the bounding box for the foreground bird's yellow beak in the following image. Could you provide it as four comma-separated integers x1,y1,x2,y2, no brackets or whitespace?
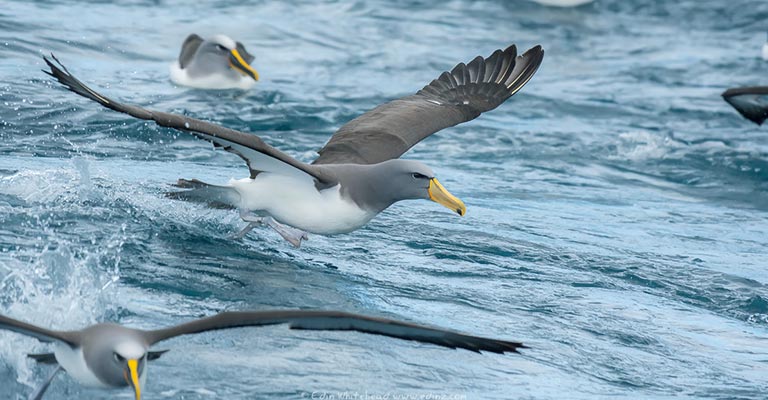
428,178,466,216
128,358,141,400
228,49,259,81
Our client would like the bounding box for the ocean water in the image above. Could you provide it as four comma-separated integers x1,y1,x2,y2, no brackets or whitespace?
1,0,767,399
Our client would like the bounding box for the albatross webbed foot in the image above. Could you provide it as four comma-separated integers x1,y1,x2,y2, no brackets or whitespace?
232,210,266,239
239,209,265,223
234,211,308,246
265,217,309,247
232,222,261,239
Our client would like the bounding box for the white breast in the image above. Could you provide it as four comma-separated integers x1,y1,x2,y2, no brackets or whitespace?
230,174,377,235
54,343,107,388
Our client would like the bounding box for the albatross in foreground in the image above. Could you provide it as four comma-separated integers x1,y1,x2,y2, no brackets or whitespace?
169,33,259,89
0,310,525,399
43,44,544,247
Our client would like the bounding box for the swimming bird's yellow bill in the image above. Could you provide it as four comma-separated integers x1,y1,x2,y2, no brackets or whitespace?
128,358,141,400
228,49,259,81
428,178,466,216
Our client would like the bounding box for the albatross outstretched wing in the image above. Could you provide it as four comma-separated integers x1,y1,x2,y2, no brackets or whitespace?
0,314,79,346
313,44,544,165
143,310,525,354
722,86,768,125
43,55,333,185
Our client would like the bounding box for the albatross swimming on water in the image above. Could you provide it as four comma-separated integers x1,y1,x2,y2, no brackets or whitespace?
169,34,259,89
43,44,544,247
0,310,525,399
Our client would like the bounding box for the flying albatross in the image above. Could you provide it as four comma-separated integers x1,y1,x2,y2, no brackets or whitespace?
0,310,525,399
43,44,544,247
722,86,768,125
169,33,259,89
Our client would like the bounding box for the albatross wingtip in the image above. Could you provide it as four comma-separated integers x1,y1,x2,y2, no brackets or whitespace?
722,86,768,125
521,44,545,63
39,52,119,110
42,53,69,77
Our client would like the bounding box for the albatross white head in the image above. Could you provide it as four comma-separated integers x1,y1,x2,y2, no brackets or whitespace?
170,33,259,90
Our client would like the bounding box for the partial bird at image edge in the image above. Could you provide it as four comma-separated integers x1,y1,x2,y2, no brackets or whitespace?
722,86,768,125
0,310,526,399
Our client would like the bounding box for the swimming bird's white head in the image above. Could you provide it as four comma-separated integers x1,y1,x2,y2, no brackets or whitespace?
762,32,768,61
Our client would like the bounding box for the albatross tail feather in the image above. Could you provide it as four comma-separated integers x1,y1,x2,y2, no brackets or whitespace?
166,179,241,210
416,44,544,116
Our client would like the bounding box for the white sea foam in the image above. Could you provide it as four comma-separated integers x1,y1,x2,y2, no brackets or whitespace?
611,131,680,161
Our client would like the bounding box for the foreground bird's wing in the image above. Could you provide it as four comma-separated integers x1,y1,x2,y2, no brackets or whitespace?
313,44,544,165
0,314,79,346
43,55,333,185
144,310,525,354
722,86,768,125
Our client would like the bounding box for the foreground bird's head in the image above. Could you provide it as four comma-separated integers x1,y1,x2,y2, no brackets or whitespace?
83,325,149,400
189,34,259,82
366,159,466,216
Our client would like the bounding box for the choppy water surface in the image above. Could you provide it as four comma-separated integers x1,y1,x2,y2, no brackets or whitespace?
1,0,767,399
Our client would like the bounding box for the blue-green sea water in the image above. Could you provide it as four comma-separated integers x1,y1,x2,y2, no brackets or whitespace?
1,0,767,399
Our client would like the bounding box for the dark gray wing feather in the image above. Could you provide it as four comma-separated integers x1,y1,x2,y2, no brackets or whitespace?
722,86,768,125
143,310,525,354
178,34,204,69
42,55,334,185
0,314,79,346
313,44,544,165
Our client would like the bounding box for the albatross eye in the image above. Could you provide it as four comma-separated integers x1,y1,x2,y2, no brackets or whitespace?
411,173,429,180
113,353,125,363
215,44,228,52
